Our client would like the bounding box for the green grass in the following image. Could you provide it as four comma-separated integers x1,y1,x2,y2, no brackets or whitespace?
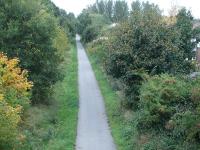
45,45,78,150
87,53,132,150
20,45,78,150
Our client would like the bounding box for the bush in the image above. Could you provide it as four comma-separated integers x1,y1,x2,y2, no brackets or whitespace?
77,11,111,43
0,101,21,149
0,53,32,149
87,38,108,64
134,75,200,148
103,2,195,109
83,25,98,43
138,74,189,129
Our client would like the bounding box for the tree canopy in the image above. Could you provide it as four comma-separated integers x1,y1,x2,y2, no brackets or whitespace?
0,0,75,104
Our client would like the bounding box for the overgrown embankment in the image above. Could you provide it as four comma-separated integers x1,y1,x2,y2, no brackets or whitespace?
20,46,78,150
0,0,78,149
78,0,200,149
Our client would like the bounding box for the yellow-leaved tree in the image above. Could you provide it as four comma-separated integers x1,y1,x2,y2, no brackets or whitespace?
0,53,33,149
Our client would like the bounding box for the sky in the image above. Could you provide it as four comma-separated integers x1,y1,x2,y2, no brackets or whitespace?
51,0,200,19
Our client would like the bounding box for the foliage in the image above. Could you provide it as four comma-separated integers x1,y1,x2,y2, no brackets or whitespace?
87,39,108,64
57,11,77,38
87,33,200,149
0,54,32,107
42,0,77,38
176,8,195,60
84,1,200,149
18,47,78,150
138,74,189,129
0,54,32,149
77,0,130,43
77,11,92,35
53,27,69,60
96,0,106,14
128,74,200,149
113,0,129,22
82,25,98,43
77,10,110,43
104,0,114,21
0,0,72,104
104,2,195,108
89,0,128,23
90,13,111,29
0,0,76,149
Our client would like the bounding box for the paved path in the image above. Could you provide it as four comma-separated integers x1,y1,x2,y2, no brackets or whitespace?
76,35,116,150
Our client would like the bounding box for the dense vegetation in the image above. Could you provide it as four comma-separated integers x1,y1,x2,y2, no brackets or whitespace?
105,3,195,109
0,54,32,149
77,0,129,43
20,46,78,150
79,0,200,149
0,0,76,104
2,0,200,149
0,0,77,149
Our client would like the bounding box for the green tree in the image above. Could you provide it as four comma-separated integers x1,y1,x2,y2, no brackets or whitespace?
176,8,194,59
42,0,77,38
97,0,106,14
105,2,193,108
113,0,129,22
77,7,110,43
77,10,92,35
0,54,32,149
131,0,141,13
0,0,71,104
105,0,113,21
87,3,99,14
89,0,114,22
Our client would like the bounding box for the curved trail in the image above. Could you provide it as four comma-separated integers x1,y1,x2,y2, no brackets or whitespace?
76,35,116,150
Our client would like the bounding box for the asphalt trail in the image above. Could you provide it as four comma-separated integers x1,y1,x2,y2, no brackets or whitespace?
76,35,116,150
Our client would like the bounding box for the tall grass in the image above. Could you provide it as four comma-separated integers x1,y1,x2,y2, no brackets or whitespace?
20,46,78,150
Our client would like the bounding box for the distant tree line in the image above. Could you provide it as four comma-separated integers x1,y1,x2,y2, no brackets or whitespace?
88,0,129,22
77,0,130,43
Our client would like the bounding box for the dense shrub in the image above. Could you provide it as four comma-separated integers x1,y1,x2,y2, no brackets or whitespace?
0,0,74,149
87,38,108,64
80,1,200,149
43,0,77,38
0,101,21,149
77,11,92,36
77,11,110,43
0,54,32,149
134,74,200,148
83,25,98,43
104,2,195,108
138,74,189,129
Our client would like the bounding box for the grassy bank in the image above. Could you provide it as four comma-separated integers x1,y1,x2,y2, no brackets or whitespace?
21,45,78,150
87,52,133,150
45,45,78,150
